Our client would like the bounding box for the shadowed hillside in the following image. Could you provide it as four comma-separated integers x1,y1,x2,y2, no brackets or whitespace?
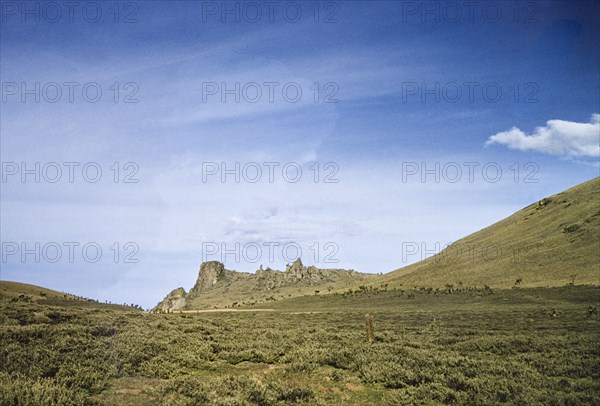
383,177,600,289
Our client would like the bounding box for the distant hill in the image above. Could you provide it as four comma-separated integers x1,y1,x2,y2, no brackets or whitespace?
153,259,379,311
156,178,600,310
12,178,597,312
0,281,75,301
383,177,600,289
0,281,141,311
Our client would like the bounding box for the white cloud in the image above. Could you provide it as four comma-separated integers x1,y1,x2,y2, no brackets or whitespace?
486,114,600,158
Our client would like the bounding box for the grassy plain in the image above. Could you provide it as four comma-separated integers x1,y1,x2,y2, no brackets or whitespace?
1,282,598,405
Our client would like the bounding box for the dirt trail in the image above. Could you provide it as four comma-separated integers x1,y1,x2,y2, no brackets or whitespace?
176,309,275,313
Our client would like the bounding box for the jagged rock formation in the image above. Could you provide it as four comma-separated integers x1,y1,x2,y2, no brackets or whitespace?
285,258,315,280
253,258,358,292
189,261,225,293
153,287,187,313
187,261,249,298
284,258,355,281
154,259,375,310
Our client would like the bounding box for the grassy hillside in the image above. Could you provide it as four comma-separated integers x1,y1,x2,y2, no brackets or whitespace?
383,177,600,289
0,281,141,311
0,281,77,301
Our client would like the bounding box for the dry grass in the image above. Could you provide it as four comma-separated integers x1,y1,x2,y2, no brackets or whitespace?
384,177,600,289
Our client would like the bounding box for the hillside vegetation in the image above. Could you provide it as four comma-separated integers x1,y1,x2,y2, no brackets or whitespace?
0,281,142,311
2,177,599,404
383,177,600,289
1,284,599,405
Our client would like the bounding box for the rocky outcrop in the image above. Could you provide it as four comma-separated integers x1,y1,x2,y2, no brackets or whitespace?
189,261,225,294
253,258,357,289
282,258,355,283
153,287,186,313
153,259,362,310
285,258,320,281
153,261,236,311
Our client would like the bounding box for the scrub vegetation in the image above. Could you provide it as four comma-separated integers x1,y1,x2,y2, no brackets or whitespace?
1,282,598,405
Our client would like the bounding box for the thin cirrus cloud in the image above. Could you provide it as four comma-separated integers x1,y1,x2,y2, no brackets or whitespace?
485,114,600,158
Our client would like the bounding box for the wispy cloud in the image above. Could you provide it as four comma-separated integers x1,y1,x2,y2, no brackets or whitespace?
486,114,600,158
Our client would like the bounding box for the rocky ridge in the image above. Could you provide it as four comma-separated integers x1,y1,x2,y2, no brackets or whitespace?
153,287,187,313
153,258,363,312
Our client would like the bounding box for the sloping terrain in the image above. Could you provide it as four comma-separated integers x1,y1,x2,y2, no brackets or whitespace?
383,177,600,289
0,281,75,301
156,177,600,309
0,281,140,311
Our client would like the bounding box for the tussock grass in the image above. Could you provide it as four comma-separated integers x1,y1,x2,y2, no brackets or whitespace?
1,286,598,404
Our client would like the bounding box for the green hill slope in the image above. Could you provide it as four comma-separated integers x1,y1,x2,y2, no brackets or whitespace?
0,281,140,310
383,177,600,289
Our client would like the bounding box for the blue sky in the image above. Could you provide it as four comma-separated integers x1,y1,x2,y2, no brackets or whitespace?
1,0,599,308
